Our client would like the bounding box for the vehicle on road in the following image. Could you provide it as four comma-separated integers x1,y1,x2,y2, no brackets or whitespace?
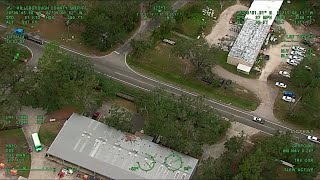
279,71,290,78
282,96,296,103
307,136,320,144
275,82,287,88
252,116,264,124
13,28,44,45
287,59,298,66
283,91,295,98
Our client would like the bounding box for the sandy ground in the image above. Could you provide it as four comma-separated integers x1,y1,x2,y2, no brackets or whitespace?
202,120,260,160
259,22,303,81
213,66,279,120
205,4,249,46
204,2,306,121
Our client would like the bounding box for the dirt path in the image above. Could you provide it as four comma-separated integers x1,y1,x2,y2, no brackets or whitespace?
205,4,249,46
259,21,304,81
212,66,279,121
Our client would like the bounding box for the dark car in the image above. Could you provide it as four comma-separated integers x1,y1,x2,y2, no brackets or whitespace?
283,91,295,98
92,112,100,120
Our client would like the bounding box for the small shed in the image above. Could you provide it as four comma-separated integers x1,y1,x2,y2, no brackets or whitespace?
237,64,252,74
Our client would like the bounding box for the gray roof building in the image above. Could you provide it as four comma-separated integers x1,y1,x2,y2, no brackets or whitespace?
228,19,270,65
46,113,198,180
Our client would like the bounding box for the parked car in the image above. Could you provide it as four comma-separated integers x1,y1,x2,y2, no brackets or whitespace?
292,46,306,53
287,59,298,66
290,50,305,57
283,91,295,98
92,112,100,120
279,71,290,78
307,136,320,144
288,55,299,59
275,82,287,88
252,116,265,124
282,96,295,103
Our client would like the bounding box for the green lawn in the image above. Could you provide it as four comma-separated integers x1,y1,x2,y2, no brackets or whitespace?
0,129,31,178
216,54,261,79
38,120,66,147
174,0,236,38
128,41,260,111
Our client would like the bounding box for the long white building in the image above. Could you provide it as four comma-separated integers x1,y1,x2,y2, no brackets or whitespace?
227,0,284,74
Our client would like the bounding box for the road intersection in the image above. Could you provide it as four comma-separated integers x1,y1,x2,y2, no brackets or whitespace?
0,0,312,141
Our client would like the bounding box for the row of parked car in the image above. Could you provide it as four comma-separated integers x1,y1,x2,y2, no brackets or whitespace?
275,46,307,103
286,45,307,66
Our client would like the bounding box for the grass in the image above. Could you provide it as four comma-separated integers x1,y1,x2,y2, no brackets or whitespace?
1,0,140,56
127,38,260,111
38,120,66,147
217,53,261,79
174,0,236,38
0,129,31,178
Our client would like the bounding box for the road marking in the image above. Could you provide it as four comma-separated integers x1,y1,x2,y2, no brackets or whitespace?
212,106,276,136
114,51,120,55
123,53,303,135
115,72,156,87
95,71,150,91
124,53,198,96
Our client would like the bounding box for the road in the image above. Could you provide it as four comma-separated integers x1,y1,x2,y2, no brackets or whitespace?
0,0,312,142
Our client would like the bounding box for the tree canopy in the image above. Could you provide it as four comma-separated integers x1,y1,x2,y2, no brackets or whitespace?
14,42,102,113
81,0,140,51
135,89,230,157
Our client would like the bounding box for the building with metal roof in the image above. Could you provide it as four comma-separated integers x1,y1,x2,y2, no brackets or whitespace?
46,113,198,180
227,0,284,74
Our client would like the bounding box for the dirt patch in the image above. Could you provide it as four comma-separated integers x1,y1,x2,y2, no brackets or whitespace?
202,120,260,160
45,107,76,122
112,98,137,113
205,4,249,46
259,21,304,82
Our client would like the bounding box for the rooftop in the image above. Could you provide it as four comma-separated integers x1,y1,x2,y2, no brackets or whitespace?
46,113,198,180
228,0,283,64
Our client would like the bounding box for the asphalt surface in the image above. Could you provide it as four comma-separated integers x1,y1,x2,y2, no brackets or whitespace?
0,0,315,143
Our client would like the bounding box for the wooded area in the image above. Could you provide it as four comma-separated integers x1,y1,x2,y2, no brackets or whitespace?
195,132,320,180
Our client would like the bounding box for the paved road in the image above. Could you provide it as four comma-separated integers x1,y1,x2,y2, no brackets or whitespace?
0,0,313,142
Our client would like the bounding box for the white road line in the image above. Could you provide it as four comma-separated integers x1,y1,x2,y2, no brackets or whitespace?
124,53,198,97
96,71,150,91
123,53,301,134
114,51,120,55
212,106,278,135
115,72,156,87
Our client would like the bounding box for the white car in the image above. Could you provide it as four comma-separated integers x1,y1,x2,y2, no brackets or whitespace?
279,71,290,78
282,96,295,103
292,46,306,53
287,59,298,66
252,116,264,124
290,51,305,57
307,136,320,144
288,55,299,59
275,82,287,88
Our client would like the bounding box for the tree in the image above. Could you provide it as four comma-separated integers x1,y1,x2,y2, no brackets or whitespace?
15,42,102,113
104,105,133,133
172,39,214,73
82,0,140,51
135,88,230,157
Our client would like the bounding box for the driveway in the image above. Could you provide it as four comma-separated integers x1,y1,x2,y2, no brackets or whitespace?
212,66,279,121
